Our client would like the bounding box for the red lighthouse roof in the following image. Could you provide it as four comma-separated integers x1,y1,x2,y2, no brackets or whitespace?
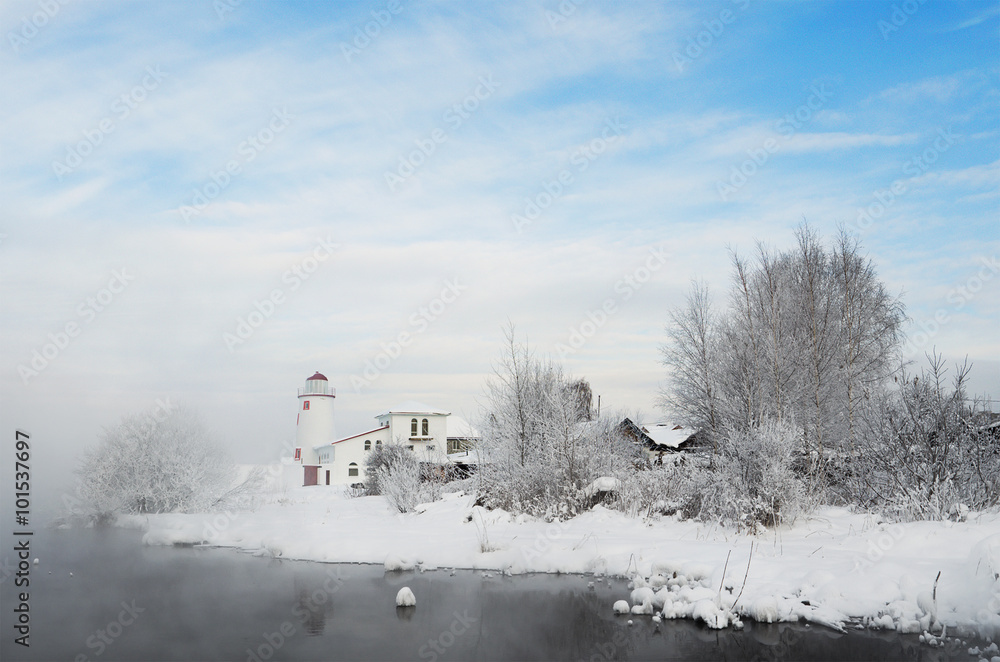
307,372,328,381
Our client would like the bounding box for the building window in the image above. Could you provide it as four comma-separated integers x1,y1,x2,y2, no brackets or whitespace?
294,448,302,461
411,418,418,436
376,440,382,447
364,440,371,451
422,418,429,436
303,401,310,411
348,462,358,477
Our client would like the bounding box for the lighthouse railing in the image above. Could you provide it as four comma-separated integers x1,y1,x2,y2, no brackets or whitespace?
298,384,335,396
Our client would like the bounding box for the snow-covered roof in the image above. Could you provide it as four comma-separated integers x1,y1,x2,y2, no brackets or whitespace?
377,401,451,417
315,425,389,449
642,423,695,449
447,416,480,439
447,448,484,464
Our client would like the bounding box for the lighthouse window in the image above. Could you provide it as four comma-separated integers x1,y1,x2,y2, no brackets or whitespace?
422,418,429,436
294,448,301,461
364,440,371,451
348,462,359,477
410,418,418,436
303,401,310,411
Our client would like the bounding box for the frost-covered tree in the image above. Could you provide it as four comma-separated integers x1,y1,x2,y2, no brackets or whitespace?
660,224,906,476
77,407,238,519
477,326,640,517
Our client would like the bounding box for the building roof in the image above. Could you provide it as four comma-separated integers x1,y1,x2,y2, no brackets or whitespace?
447,416,480,439
641,423,695,449
307,372,328,381
377,401,451,416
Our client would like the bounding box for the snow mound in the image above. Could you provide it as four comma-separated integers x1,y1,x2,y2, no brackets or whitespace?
584,477,620,498
613,600,630,615
745,596,780,623
385,554,417,571
693,599,729,629
395,587,415,607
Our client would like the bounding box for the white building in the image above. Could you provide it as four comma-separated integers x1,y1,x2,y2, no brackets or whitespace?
290,372,477,486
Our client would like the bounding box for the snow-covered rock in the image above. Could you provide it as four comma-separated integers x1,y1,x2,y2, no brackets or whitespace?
612,600,630,615
395,587,415,607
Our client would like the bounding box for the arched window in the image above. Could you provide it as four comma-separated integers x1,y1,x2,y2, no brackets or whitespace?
376,439,382,447
348,462,359,477
411,418,418,436
421,418,429,436
364,440,371,451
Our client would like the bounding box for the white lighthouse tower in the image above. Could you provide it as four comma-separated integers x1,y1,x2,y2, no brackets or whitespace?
295,371,336,484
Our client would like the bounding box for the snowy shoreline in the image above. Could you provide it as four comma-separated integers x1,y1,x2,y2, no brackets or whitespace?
119,485,1000,642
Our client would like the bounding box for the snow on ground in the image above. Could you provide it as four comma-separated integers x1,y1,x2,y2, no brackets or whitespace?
126,484,1000,639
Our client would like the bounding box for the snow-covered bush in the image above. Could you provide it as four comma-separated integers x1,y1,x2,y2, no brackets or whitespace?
364,442,422,513
610,420,807,529
696,420,807,528
77,407,240,519
842,354,1000,521
610,458,693,519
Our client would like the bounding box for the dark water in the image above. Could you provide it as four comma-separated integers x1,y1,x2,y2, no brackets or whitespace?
0,528,970,661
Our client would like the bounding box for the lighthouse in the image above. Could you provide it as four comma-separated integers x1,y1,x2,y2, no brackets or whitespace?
295,372,336,484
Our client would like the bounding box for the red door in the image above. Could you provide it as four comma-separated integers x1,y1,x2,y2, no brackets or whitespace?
303,465,318,486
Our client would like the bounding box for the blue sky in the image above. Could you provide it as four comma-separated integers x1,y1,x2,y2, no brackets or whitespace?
1,0,997,507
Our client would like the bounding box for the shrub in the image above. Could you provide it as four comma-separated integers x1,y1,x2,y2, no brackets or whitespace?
363,442,424,513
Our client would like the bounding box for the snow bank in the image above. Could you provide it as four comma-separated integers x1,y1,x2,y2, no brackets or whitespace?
129,484,1000,638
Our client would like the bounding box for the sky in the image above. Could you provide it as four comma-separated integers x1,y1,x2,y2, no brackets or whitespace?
1,0,997,514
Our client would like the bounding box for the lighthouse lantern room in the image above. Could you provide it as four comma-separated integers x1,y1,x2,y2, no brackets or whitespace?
295,371,336,484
